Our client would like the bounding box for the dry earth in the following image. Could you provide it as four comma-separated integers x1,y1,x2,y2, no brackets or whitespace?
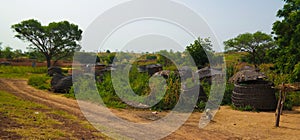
0,78,299,140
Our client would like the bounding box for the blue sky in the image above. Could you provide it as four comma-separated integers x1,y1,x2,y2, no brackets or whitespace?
0,0,284,51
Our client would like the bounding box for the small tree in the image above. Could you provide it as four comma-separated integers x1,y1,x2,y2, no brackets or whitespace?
186,37,213,68
2,47,14,59
224,31,275,68
12,19,82,68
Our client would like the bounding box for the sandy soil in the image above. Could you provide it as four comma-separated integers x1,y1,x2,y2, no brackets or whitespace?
0,78,299,140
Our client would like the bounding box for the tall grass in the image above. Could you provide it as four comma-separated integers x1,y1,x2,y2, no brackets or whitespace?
0,66,47,78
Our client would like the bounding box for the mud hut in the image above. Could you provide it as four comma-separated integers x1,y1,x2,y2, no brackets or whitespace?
229,69,277,111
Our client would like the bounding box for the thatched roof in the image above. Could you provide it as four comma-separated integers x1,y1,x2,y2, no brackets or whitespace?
229,69,266,83
196,67,222,79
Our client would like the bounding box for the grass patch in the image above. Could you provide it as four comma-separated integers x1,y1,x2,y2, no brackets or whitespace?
6,128,71,139
28,75,51,90
0,90,106,139
231,104,258,112
0,66,47,79
0,90,69,139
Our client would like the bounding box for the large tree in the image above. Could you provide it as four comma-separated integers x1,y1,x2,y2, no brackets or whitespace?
272,0,300,74
11,19,82,68
224,31,275,68
186,37,213,68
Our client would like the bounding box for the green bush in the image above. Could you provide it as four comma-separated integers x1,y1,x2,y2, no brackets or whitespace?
97,73,127,108
277,91,300,110
291,62,300,82
221,83,234,105
28,75,51,90
151,72,181,110
64,86,75,99
71,66,208,111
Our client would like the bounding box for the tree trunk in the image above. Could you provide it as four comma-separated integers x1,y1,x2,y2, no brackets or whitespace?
46,56,51,68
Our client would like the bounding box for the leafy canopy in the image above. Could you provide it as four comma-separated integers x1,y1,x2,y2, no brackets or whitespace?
224,31,275,67
11,19,82,68
272,0,300,74
186,37,213,68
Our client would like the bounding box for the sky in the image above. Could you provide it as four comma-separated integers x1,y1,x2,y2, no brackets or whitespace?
0,0,285,52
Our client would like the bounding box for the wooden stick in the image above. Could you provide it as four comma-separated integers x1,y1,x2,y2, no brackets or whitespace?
275,83,284,127
280,90,286,115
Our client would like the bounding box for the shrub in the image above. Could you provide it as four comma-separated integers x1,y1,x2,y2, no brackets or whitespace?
277,91,300,110
64,86,75,99
97,73,127,108
28,75,51,90
291,62,300,82
151,72,181,110
221,83,234,105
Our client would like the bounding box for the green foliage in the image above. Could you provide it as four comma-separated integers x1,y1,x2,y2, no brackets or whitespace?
259,64,291,85
226,64,235,81
28,75,51,90
151,72,181,110
1,46,14,59
146,54,157,60
201,81,211,97
224,31,275,67
231,104,256,112
196,101,206,111
0,45,27,59
156,50,177,67
186,37,212,68
80,68,205,111
272,0,300,74
64,86,76,99
291,62,300,82
97,73,127,108
25,49,45,61
129,66,150,96
98,53,117,64
221,83,234,105
276,91,300,110
11,19,82,68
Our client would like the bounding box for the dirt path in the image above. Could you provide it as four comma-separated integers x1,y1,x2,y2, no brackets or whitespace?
0,78,299,139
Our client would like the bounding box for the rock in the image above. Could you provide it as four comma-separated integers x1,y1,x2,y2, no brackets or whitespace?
52,76,72,93
48,66,62,76
138,64,163,76
51,73,65,87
